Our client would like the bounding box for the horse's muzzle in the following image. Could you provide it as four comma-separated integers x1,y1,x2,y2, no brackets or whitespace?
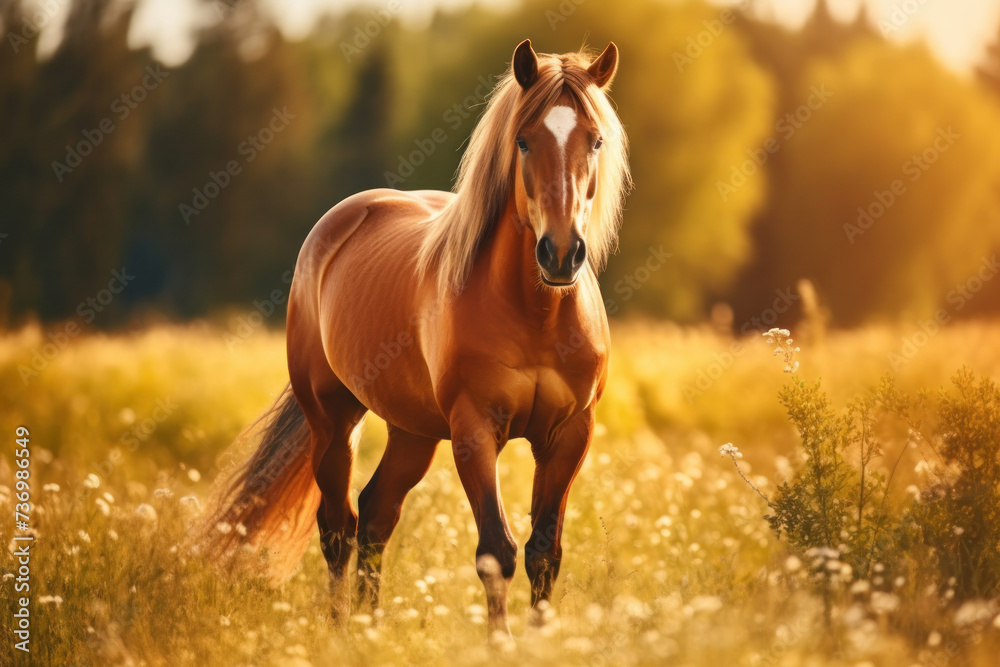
536,235,586,286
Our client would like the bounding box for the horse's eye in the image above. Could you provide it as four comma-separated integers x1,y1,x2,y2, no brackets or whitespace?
516,137,528,153
593,137,603,151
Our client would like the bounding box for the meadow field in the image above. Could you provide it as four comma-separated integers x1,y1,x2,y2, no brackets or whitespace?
2,318,1000,666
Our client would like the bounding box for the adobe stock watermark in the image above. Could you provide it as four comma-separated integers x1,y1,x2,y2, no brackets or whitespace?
682,287,798,403
346,302,449,389
339,1,401,63
224,270,293,351
918,594,1000,666
51,65,170,182
6,0,69,54
545,0,587,31
751,617,811,667
717,84,833,201
603,245,673,315
556,245,671,359
178,106,296,224
888,254,999,370
844,126,959,243
877,0,932,37
213,0,244,20
76,397,179,503
384,76,494,187
16,267,136,385
673,0,749,72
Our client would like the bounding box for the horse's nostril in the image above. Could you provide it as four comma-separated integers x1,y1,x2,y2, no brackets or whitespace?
572,238,587,269
536,236,557,269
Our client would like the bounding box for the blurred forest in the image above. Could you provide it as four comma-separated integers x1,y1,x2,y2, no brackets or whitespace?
3,0,1000,328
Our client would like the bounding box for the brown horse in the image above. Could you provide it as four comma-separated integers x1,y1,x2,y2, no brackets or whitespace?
205,39,630,638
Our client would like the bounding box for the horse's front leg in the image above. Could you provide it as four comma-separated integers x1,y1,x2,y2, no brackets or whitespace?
524,406,593,623
449,398,517,640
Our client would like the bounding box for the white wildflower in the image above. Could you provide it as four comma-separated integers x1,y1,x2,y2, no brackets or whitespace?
134,504,158,522
179,496,202,513
285,644,308,658
869,592,900,615
95,498,110,517
954,600,994,627
764,328,799,372
687,595,724,615
585,603,604,625
719,443,742,459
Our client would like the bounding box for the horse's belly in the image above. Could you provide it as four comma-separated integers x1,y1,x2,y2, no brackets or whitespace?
319,245,449,439
338,346,450,440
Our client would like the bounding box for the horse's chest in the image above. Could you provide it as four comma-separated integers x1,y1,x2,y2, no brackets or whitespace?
451,336,604,440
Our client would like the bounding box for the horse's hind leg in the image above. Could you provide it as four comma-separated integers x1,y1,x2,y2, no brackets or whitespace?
356,425,439,611
293,374,366,624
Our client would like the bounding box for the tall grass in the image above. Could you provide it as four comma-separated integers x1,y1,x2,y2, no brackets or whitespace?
1,319,999,665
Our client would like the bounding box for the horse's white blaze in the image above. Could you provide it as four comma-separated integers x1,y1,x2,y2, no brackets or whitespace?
543,105,577,213
543,105,577,148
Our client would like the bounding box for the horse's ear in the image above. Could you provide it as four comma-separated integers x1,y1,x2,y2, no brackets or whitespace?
512,39,538,90
587,42,619,90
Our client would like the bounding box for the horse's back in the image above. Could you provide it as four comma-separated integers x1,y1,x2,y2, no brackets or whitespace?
295,189,452,288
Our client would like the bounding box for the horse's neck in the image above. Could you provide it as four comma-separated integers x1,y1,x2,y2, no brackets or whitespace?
483,199,568,319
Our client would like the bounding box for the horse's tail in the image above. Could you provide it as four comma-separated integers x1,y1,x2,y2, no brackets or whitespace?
199,384,318,579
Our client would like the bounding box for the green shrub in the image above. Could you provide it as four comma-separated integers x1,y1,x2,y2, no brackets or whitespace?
730,329,1000,636
909,369,1000,599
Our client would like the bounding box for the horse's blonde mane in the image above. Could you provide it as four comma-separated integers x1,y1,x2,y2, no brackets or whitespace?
416,48,631,296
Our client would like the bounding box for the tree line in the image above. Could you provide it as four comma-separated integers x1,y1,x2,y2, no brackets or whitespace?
2,0,1000,328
